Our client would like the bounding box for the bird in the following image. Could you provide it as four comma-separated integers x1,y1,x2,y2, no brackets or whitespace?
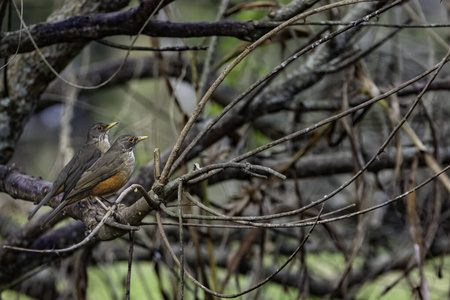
28,121,118,221
41,134,148,228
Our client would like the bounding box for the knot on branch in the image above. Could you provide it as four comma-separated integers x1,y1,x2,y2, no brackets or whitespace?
0,164,49,203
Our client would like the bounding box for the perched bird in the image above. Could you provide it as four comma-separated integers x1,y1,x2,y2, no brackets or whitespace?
28,122,118,221
41,134,148,228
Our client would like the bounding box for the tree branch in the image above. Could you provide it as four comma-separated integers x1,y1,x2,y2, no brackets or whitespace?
0,16,277,58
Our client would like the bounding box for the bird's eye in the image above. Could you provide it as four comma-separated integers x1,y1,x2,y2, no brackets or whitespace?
97,126,103,131
128,137,134,143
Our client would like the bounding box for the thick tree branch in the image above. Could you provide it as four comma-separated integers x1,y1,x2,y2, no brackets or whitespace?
0,221,87,289
0,17,275,58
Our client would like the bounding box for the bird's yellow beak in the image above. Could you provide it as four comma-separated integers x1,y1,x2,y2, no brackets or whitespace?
136,136,148,143
105,121,118,131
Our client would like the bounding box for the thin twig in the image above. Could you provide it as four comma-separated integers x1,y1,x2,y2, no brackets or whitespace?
178,179,185,299
104,220,140,231
197,0,230,99
322,20,409,73
128,184,160,210
96,39,208,52
154,148,161,181
156,205,323,298
4,205,116,253
260,20,450,28
125,230,135,300
182,162,286,184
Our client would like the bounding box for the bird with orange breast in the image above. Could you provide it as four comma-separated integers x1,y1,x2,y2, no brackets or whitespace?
41,134,148,228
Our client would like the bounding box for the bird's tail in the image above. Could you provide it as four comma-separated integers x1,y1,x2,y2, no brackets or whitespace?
40,200,70,228
28,190,53,220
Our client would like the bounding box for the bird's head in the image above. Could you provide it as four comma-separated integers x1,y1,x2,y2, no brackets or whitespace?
111,134,148,152
87,122,118,142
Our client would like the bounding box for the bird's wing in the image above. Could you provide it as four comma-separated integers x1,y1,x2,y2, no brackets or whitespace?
62,146,102,197
28,145,100,221
41,153,119,228
64,153,122,201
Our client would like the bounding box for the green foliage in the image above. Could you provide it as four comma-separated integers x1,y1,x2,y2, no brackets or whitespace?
247,129,272,151
206,101,223,116
1,291,33,300
231,10,267,22
88,262,171,300
357,256,450,300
